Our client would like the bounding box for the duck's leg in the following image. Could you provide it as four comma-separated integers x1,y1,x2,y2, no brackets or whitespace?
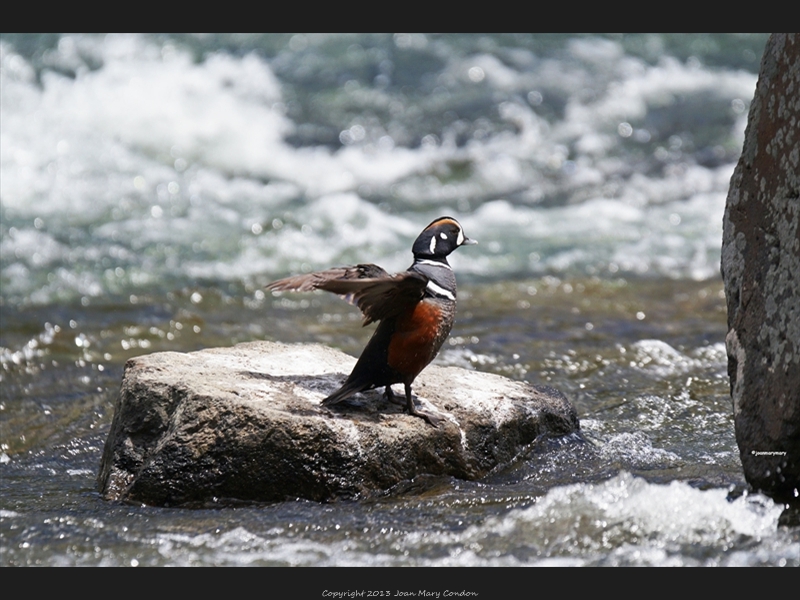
403,382,445,428
384,385,405,406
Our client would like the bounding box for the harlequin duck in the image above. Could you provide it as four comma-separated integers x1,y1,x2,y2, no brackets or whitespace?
266,216,476,427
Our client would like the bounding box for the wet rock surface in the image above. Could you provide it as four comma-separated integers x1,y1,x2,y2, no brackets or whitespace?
98,341,579,506
722,33,800,503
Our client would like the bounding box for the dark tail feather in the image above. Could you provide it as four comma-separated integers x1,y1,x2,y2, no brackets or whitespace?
322,379,370,406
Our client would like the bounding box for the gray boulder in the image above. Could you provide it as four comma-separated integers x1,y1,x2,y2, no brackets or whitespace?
722,33,800,503
97,341,579,506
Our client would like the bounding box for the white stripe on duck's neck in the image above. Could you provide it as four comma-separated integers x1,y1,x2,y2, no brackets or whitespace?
425,280,456,301
415,258,452,270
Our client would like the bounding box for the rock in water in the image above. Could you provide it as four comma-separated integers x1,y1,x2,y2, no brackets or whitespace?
722,33,800,503
97,341,579,505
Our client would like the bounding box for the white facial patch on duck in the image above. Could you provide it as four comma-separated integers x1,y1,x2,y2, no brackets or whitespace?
429,236,437,254
440,232,447,239
426,280,456,301
456,227,465,246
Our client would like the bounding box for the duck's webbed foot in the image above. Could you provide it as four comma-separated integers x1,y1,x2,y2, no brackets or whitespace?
403,383,445,428
384,385,406,406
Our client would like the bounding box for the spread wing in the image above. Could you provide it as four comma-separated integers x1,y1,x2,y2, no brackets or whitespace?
266,263,428,325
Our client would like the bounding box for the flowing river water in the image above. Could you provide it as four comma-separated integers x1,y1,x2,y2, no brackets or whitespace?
1,33,797,566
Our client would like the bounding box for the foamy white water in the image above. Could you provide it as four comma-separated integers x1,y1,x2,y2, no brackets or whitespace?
25,473,788,567
1,34,759,305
